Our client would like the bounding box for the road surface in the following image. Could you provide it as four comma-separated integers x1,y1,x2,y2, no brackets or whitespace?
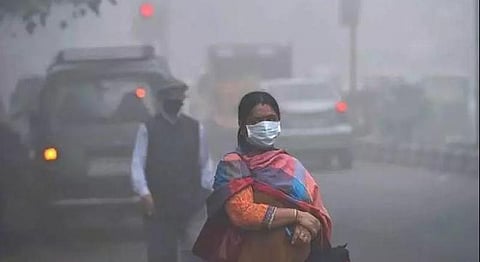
1,161,478,262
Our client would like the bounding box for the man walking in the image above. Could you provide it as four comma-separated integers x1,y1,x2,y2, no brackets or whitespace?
131,78,213,262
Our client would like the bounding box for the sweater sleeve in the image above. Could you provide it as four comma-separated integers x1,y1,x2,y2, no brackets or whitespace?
225,186,275,229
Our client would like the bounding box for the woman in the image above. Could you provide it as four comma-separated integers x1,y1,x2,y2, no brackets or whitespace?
194,91,332,262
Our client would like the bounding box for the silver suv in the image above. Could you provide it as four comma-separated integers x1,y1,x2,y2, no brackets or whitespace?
31,45,171,229
260,78,354,169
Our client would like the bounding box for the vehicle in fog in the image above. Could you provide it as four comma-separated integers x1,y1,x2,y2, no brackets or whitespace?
29,45,171,229
8,75,44,147
357,74,474,147
260,77,354,169
357,76,427,143
194,43,293,161
416,75,474,146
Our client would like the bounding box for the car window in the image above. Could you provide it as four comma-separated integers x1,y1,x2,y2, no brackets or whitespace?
44,77,155,124
9,80,43,117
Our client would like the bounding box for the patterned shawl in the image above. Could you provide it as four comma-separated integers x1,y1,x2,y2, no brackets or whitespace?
194,149,333,260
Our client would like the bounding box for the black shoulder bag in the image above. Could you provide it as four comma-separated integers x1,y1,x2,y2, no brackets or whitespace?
307,243,351,262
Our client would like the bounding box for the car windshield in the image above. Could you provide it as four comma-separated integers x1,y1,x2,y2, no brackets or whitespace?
9,79,43,117
266,82,337,102
45,77,155,124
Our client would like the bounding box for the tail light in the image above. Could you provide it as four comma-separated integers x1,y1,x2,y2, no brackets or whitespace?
43,147,58,161
135,87,146,98
336,101,348,113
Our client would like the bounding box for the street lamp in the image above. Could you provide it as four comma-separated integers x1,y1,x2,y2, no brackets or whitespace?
132,1,171,59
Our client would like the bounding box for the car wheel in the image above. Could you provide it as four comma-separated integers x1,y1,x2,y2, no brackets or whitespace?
320,154,333,170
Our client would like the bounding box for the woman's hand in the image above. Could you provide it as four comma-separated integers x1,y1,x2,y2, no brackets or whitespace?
291,224,312,245
296,211,321,237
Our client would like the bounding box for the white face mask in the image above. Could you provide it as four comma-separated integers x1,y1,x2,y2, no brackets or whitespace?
246,121,281,148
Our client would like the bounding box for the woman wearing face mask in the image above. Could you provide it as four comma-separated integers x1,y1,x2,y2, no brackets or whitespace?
194,91,332,262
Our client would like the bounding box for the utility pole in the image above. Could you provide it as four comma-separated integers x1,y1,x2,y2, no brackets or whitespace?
349,24,358,93
340,0,361,93
132,0,171,59
340,0,363,133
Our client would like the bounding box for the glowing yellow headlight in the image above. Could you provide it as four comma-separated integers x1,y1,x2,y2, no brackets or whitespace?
43,147,58,161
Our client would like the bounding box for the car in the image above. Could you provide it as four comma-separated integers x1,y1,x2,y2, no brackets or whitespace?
260,78,354,169
29,45,172,231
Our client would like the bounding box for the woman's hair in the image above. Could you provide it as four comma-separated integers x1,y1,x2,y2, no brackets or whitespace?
237,91,280,146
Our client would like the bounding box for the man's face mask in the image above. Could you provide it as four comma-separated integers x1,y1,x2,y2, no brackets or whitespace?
163,99,184,116
246,121,281,148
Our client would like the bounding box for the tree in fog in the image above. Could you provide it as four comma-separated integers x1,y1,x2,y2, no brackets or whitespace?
0,0,118,34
